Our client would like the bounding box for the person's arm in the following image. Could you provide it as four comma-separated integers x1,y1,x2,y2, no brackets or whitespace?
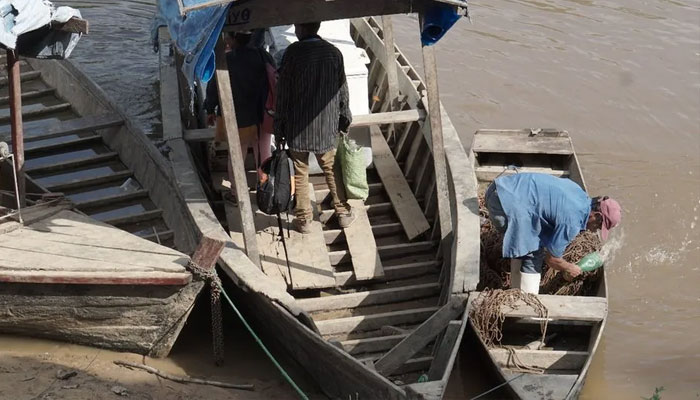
337,52,352,132
545,253,582,280
546,221,582,281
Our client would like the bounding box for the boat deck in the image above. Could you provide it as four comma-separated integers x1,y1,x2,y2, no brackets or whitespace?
0,206,191,285
0,56,175,247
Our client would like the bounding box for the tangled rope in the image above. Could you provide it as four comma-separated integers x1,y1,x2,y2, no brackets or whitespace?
186,260,225,365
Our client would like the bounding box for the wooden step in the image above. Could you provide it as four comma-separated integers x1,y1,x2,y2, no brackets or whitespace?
140,229,175,245
329,241,437,265
45,170,132,192
26,152,119,175
315,306,439,336
74,189,149,210
468,292,607,322
0,70,40,86
334,260,442,287
340,333,409,355
358,354,433,376
0,88,56,105
324,222,402,245
25,134,103,155
300,283,440,313
17,114,123,143
101,209,163,227
475,165,570,181
489,348,588,371
320,201,393,218
0,103,71,124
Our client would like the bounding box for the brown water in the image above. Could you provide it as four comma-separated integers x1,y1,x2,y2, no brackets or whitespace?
7,1,700,399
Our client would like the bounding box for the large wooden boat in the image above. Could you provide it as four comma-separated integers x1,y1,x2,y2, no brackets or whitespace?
158,11,480,400
0,55,205,356
468,128,608,399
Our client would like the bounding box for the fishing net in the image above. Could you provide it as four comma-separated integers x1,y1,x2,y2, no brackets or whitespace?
477,192,603,296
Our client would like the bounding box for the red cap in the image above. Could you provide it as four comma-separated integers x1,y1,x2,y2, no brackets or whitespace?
599,198,621,241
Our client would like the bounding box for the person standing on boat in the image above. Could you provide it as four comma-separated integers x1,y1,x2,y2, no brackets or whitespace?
204,31,275,175
484,173,621,294
274,22,355,234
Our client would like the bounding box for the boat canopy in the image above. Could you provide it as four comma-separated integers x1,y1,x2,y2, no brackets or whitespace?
154,0,466,89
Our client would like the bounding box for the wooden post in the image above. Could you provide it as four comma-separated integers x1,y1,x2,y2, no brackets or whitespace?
214,39,261,268
381,16,399,141
419,19,452,242
7,50,25,207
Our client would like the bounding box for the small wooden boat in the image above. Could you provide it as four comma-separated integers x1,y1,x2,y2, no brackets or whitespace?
0,56,206,356
468,128,608,399
158,9,481,400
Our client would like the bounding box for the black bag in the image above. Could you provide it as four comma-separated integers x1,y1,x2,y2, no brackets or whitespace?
257,148,296,215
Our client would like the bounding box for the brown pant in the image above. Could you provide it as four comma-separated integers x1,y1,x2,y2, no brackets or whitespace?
290,149,350,220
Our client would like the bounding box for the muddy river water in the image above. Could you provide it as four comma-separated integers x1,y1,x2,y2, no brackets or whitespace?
2,0,698,398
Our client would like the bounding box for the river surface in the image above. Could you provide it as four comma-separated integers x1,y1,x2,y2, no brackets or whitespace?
15,0,700,399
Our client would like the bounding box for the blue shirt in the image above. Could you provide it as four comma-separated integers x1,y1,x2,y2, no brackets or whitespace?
495,173,591,258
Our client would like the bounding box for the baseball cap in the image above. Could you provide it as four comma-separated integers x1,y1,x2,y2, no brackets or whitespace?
599,198,621,241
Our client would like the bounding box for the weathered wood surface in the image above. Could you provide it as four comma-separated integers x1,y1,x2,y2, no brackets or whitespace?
190,235,226,271
505,372,578,400
315,306,439,336
374,297,466,376
472,131,573,155
404,381,445,400
469,292,608,322
334,259,441,286
298,283,439,313
214,39,261,267
158,27,183,142
344,198,384,281
490,348,588,371
0,88,55,105
0,103,71,124
0,70,40,86
475,165,570,181
0,113,123,143
370,125,430,240
341,334,409,355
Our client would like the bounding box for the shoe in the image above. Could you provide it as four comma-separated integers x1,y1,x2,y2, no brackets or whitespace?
519,272,541,295
510,259,522,289
338,210,357,229
293,217,313,234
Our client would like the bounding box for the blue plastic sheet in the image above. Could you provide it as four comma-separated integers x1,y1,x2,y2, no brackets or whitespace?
153,0,231,89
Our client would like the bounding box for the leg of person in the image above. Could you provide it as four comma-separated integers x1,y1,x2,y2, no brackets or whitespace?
317,148,355,228
518,248,546,294
289,150,312,233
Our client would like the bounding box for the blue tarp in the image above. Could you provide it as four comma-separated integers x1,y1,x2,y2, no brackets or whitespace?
153,0,231,89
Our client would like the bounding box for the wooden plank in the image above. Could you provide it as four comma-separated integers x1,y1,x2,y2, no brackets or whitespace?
45,170,132,192
0,103,71,124
253,208,290,289
140,229,174,244
298,283,440,312
358,355,433,376
25,152,119,175
489,348,588,371
284,183,336,290
468,292,607,322
191,235,226,271
341,334,409,355
0,271,190,285
381,17,400,134
0,113,123,143
315,306,439,336
472,133,573,155
370,125,430,240
344,198,384,281
101,209,162,227
334,260,441,286
404,381,445,400
214,39,261,267
158,27,184,141
420,31,452,243
475,165,570,181
0,70,40,86
427,320,462,381
373,296,466,376
74,189,149,210
324,222,402,245
25,134,102,154
0,88,55,105
329,241,437,265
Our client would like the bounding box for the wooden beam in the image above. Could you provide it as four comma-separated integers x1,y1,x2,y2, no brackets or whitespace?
315,306,440,336
297,282,440,312
420,17,453,244
373,296,465,376
343,199,384,281
25,152,119,175
341,333,408,355
0,88,55,105
0,70,40,87
489,348,589,371
101,209,163,227
328,241,437,265
191,235,226,270
468,292,608,322
158,27,184,141
6,50,25,206
214,38,260,268
427,320,462,380
472,132,573,155
25,134,102,155
0,103,71,124
0,114,123,143
0,270,191,286
45,170,132,192
334,260,441,286
370,125,430,240
381,16,399,141
475,165,570,181
74,189,149,210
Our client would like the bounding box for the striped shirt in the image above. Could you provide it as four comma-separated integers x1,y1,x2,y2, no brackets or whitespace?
274,35,352,153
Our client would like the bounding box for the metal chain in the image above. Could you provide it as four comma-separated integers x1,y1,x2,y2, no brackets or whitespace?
186,260,225,365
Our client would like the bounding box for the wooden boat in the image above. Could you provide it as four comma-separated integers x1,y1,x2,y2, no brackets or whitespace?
468,128,608,399
158,10,481,400
0,55,206,356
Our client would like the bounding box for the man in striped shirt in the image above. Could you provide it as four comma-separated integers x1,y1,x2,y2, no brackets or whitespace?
275,22,355,233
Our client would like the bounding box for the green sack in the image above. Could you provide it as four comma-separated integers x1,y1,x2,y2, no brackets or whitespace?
337,133,369,200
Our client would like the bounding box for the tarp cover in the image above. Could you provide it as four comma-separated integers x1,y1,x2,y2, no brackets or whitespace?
0,0,82,59
153,0,231,89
